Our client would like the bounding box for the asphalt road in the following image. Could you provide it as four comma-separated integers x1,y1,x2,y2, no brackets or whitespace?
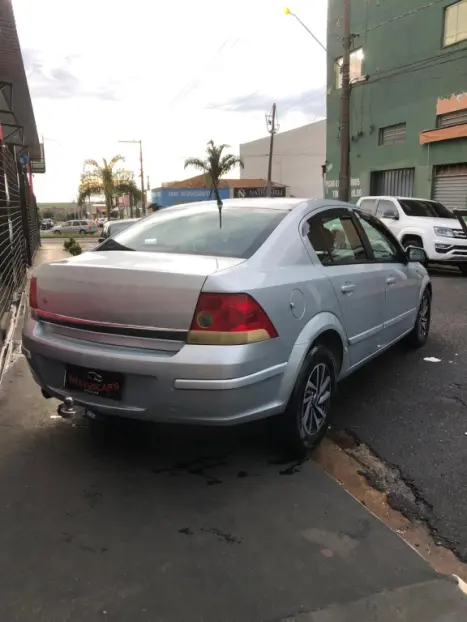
333,269,467,561
0,358,440,622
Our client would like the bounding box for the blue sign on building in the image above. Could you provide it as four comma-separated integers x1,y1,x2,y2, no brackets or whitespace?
151,187,231,208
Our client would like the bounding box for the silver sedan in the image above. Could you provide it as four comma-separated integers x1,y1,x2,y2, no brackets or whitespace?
23,198,431,454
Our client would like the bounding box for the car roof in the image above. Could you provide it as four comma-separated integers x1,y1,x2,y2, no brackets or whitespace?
163,198,355,213
360,196,436,201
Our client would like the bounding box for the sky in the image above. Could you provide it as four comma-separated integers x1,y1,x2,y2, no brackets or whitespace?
13,0,328,202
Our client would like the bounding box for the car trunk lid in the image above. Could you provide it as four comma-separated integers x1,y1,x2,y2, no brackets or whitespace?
35,251,244,337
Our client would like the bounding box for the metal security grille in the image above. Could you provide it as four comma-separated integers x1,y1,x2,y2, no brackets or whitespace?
438,110,467,129
0,142,40,335
370,168,415,196
432,164,467,211
379,123,406,145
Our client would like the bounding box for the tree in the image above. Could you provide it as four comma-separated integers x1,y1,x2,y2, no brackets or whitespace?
184,140,243,221
78,155,142,218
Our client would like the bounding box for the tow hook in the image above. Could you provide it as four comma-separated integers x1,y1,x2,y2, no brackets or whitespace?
57,397,77,419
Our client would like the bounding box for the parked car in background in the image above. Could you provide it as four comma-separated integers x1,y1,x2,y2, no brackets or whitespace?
98,218,139,243
41,218,54,230
24,199,431,455
51,219,98,235
357,196,467,275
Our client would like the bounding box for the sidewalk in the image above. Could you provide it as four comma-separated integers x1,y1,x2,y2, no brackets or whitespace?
0,243,465,621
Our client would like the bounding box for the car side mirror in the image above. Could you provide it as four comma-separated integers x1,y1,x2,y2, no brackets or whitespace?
406,246,427,265
382,210,399,220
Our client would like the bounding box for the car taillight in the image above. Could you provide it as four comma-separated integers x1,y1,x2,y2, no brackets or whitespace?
29,277,38,312
188,293,278,345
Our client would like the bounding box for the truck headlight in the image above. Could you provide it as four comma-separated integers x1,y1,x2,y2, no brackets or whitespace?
434,227,455,238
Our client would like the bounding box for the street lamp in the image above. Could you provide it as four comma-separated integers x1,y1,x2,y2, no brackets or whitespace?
284,7,327,53
118,139,146,216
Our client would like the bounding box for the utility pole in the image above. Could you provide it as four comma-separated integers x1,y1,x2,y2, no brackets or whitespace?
266,103,278,198
139,140,146,216
118,139,147,217
338,0,351,202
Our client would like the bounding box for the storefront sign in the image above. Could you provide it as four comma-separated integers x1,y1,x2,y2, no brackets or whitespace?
325,178,362,199
151,187,230,208
233,186,286,198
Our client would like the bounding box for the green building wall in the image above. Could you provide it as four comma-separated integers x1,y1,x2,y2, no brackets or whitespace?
325,0,467,202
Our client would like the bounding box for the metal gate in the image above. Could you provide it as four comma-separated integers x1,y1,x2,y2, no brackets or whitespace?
370,168,415,196
432,164,467,211
0,141,40,337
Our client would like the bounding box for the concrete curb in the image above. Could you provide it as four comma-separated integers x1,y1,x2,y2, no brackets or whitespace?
0,292,25,386
279,576,467,621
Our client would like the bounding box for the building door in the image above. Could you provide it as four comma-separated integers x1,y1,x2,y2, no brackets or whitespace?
432,164,467,211
370,168,415,196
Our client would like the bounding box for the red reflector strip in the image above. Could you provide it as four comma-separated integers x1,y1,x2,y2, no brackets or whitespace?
29,277,38,309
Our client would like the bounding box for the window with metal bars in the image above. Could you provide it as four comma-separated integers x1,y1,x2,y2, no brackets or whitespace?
379,123,406,146
437,109,467,128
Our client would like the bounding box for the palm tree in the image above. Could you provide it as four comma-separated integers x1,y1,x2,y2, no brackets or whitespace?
78,155,142,218
184,140,243,221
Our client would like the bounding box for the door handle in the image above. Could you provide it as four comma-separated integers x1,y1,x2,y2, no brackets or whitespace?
386,277,396,285
341,283,356,294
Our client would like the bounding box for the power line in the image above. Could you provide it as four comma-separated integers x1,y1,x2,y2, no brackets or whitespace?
282,87,326,115
167,37,241,107
359,54,467,88
367,45,465,81
357,0,448,35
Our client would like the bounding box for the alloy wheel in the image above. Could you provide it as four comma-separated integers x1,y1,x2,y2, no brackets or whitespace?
300,363,332,437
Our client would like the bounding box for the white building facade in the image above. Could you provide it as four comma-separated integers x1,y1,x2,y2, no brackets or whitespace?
239,120,326,199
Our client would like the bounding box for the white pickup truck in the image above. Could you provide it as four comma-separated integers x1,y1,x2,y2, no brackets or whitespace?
357,196,467,275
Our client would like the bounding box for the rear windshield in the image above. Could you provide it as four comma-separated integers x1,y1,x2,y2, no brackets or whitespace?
104,205,287,258
398,199,455,218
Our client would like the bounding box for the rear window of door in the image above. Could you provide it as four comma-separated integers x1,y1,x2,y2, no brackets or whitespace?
375,200,398,219
359,199,377,215
106,205,288,259
72,221,80,227
305,209,368,265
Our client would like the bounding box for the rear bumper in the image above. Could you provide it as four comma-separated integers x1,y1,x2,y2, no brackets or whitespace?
22,317,288,425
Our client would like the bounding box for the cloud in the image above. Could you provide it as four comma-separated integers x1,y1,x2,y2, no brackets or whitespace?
22,48,119,101
207,87,326,119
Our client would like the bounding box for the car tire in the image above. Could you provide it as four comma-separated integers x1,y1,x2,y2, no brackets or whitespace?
270,344,337,458
79,229,86,234
403,236,423,249
406,288,431,348
54,230,61,235
458,264,467,276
